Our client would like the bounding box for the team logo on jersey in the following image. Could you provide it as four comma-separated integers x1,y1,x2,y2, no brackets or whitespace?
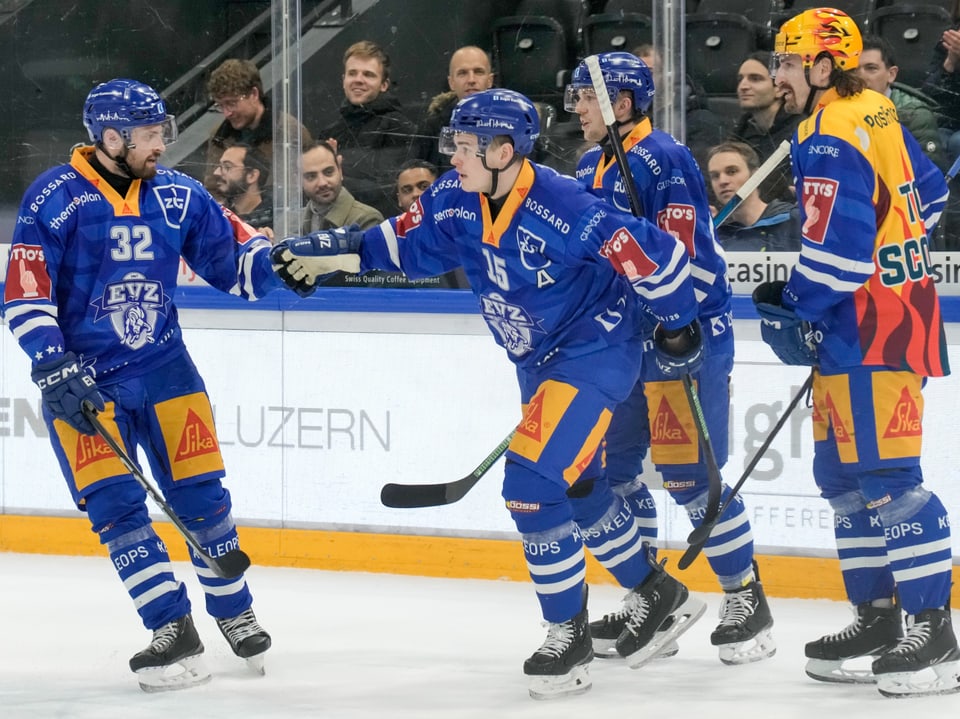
517,226,550,270
174,408,220,460
800,177,838,244
600,228,659,279
657,204,697,257
152,184,192,229
479,292,541,356
4,244,51,303
93,272,168,350
882,386,922,438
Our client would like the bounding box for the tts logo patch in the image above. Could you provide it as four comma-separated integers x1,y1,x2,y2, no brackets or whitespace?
600,228,659,279
800,177,838,244
656,204,696,257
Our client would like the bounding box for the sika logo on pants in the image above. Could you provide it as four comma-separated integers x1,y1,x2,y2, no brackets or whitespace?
156,393,225,481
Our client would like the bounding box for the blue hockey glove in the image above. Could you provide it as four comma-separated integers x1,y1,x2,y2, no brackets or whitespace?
753,281,818,366
31,352,104,434
653,319,704,377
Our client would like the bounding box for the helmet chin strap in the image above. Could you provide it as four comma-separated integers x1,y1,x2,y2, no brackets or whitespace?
480,151,522,199
801,67,831,116
100,138,137,178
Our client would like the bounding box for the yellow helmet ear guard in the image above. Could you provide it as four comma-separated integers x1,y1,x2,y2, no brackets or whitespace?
774,7,863,71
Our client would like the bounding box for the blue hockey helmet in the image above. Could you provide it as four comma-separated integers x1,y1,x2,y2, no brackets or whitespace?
439,88,540,157
82,78,177,146
565,52,655,115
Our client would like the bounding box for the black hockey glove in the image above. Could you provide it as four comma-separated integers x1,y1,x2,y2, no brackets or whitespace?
753,281,818,366
653,318,704,377
31,352,104,435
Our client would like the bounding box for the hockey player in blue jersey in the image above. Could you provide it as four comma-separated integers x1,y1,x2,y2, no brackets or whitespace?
272,88,706,699
2,79,292,691
566,52,775,665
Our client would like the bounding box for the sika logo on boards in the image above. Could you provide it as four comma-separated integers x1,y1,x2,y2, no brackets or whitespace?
175,409,219,460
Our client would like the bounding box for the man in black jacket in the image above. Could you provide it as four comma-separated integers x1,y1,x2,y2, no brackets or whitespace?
320,41,417,217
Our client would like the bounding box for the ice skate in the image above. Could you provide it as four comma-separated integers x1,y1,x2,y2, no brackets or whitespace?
216,607,272,675
614,555,706,669
524,586,593,700
873,608,960,698
710,567,776,665
804,602,902,683
129,614,211,693
590,604,678,660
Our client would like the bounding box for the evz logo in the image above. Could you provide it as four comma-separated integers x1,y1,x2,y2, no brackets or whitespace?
479,292,541,357
92,271,168,350
153,184,192,228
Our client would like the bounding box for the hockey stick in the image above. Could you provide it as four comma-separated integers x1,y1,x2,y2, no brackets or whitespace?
586,54,726,533
946,153,960,183
713,139,792,228
380,430,515,508
677,370,814,570
81,400,252,579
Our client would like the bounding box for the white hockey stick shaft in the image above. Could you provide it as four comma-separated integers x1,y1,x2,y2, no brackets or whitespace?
713,139,792,227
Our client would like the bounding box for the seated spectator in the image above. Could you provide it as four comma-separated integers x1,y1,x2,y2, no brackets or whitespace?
859,36,947,170
922,20,960,164
300,141,383,235
213,142,274,235
727,51,800,203
393,160,469,288
413,46,494,172
395,158,438,211
319,41,417,218
707,142,801,252
204,58,313,202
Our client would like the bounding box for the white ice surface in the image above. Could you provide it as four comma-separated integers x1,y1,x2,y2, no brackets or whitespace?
1,552,958,718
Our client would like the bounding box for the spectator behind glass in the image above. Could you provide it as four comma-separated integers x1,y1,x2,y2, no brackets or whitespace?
634,43,731,172
727,51,800,202
859,36,946,171
922,16,960,164
394,159,469,288
212,143,274,237
319,41,417,218
299,140,383,236
395,158,438,211
413,46,494,172
707,142,800,252
204,58,313,202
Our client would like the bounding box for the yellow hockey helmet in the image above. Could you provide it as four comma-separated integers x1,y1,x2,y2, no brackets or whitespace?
774,7,862,71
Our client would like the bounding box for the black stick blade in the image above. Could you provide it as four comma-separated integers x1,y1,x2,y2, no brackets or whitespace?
210,549,252,579
381,475,478,509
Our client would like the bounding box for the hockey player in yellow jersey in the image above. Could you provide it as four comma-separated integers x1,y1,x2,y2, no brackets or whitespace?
755,8,958,698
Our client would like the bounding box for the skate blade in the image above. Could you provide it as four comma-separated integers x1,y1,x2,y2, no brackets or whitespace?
718,628,777,665
804,657,877,684
624,595,706,669
528,664,592,700
245,653,266,676
877,660,960,698
136,654,212,693
594,638,678,660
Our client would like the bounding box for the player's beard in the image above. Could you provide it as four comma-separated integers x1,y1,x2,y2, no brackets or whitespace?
128,153,161,180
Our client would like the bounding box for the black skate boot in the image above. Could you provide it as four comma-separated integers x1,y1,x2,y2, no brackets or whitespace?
524,586,593,700
873,608,960,698
216,607,272,674
614,552,706,669
590,608,678,660
804,602,902,683
129,614,211,693
710,564,776,665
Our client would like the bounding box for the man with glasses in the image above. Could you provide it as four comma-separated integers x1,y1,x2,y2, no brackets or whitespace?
203,58,312,203
213,143,274,236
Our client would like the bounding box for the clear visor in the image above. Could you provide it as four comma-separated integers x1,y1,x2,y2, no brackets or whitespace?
563,84,596,113
769,53,794,81
126,115,178,147
438,127,484,157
